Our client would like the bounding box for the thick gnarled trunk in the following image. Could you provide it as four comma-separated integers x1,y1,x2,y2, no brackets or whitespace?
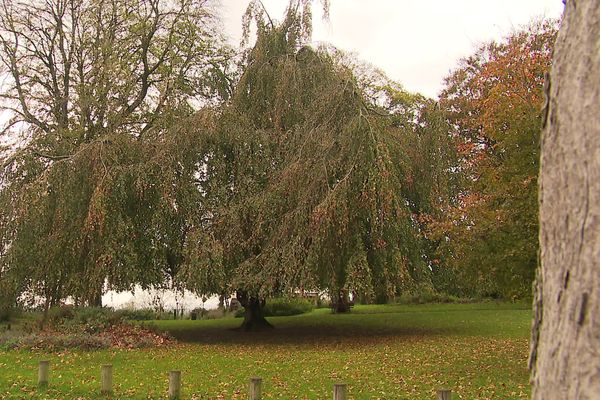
531,1,600,398
236,291,273,331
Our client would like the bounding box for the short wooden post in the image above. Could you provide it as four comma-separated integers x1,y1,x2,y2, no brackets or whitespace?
437,389,452,400
101,364,113,395
38,360,50,388
249,377,262,400
169,370,181,399
333,383,347,400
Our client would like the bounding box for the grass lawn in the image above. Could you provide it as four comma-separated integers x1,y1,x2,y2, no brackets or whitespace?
0,302,532,399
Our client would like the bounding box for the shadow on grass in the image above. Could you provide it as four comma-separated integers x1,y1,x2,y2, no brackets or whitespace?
149,303,531,345
162,322,462,346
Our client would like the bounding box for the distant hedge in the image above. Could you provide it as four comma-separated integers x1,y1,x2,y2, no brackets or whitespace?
235,297,314,318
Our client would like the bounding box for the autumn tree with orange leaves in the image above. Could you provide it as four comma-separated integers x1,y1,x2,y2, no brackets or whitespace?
428,20,558,299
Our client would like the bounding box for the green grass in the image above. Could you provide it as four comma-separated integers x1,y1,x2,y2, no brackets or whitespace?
0,302,532,399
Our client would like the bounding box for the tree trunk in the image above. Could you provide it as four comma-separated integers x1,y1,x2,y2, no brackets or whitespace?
531,1,600,398
237,291,273,331
85,279,104,307
39,295,51,330
218,292,229,310
332,289,351,313
87,290,103,307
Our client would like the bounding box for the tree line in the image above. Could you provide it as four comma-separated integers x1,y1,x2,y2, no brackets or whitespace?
0,0,558,328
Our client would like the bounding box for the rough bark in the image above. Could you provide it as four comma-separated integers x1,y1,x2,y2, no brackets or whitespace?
236,291,273,331
531,1,600,398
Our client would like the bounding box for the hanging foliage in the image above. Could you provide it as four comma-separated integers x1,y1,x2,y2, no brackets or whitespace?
179,2,430,328
0,0,230,314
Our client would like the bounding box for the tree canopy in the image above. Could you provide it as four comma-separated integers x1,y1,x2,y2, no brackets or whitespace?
177,3,434,328
0,0,435,327
0,0,231,311
0,0,554,328
429,20,558,299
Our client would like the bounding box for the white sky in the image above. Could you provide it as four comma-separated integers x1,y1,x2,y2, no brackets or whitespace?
219,0,564,98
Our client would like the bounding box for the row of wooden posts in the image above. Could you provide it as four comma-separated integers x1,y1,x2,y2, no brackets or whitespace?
37,360,453,399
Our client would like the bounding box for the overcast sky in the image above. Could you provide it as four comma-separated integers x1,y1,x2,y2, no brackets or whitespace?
219,0,564,98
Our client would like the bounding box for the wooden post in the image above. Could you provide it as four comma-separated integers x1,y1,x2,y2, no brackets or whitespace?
249,377,262,400
101,364,113,395
437,389,452,400
38,360,49,388
333,383,347,400
169,371,181,399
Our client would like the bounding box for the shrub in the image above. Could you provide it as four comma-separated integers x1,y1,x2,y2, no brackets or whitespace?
191,308,229,320
70,307,123,333
0,321,172,351
1,333,111,351
47,306,124,333
47,305,75,322
0,286,20,322
0,305,17,322
395,292,473,305
0,306,175,351
234,308,245,318
233,297,314,318
115,308,157,321
264,297,314,317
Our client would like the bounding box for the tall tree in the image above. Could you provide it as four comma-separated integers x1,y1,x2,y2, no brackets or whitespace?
431,21,558,299
0,0,230,142
0,0,230,311
178,2,430,329
531,1,600,397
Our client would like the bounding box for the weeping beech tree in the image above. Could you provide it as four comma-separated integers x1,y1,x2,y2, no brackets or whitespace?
178,2,431,330
0,0,230,315
1,0,437,331
0,120,209,316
